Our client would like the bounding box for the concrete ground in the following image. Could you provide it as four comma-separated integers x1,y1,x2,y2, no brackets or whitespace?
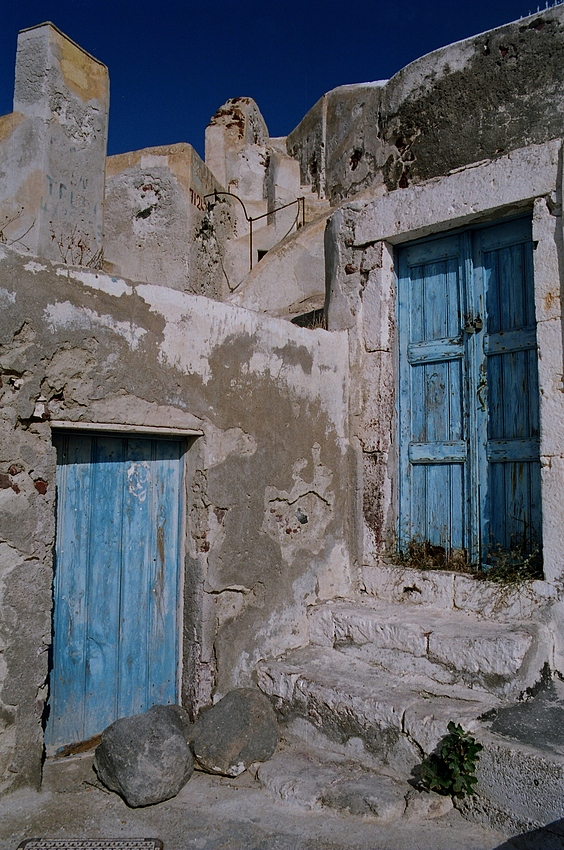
0,757,541,850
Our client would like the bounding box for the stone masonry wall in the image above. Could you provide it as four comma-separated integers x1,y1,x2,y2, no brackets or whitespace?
104,144,230,298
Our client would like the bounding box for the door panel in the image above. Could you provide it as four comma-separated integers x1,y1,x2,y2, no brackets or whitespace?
398,234,468,554
476,220,541,560
397,216,542,568
47,434,184,751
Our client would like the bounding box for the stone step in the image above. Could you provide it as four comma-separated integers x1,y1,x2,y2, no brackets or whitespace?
301,188,331,222
258,644,564,832
362,564,558,621
256,645,500,778
250,736,453,822
464,674,564,831
461,728,564,833
308,598,549,697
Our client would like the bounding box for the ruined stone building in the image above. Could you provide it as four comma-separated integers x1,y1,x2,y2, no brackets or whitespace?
1,9,564,830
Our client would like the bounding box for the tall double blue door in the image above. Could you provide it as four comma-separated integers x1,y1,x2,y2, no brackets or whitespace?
46,433,184,751
397,217,541,566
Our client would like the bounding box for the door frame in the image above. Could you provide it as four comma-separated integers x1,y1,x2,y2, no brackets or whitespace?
395,214,541,569
340,141,562,584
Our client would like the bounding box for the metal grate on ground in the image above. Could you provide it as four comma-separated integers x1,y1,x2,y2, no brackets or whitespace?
18,841,163,850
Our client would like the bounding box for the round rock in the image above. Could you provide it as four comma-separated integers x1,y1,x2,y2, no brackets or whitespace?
94,704,194,807
191,688,279,776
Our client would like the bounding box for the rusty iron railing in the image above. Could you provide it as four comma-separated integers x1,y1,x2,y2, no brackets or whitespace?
204,191,305,271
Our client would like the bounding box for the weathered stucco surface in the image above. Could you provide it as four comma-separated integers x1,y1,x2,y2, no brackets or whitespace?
1,7,564,832
104,144,229,298
288,8,564,203
228,212,328,319
0,246,352,793
0,23,108,263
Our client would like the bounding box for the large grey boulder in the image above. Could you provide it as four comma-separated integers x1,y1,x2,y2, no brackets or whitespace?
191,688,279,776
94,704,194,807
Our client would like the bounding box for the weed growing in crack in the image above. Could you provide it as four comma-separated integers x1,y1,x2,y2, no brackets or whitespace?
420,722,483,798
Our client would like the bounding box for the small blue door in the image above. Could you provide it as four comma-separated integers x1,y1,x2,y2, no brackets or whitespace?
46,433,184,751
397,216,541,567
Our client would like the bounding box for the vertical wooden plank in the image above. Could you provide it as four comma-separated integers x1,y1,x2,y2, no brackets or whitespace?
527,347,540,439
118,437,153,717
148,439,183,705
83,436,123,738
424,261,448,340
498,246,516,331
484,248,500,334
448,360,463,441
425,464,450,549
487,461,506,551
487,352,504,441
445,257,461,339
479,216,542,563
47,434,93,748
411,364,426,442
505,350,528,438
529,457,543,547
410,464,427,541
524,240,536,326
449,463,465,551
410,265,424,344
461,229,481,565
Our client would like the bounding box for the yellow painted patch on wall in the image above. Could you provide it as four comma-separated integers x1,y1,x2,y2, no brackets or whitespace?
54,28,107,102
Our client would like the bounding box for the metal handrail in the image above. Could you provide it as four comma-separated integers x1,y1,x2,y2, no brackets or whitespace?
204,190,305,271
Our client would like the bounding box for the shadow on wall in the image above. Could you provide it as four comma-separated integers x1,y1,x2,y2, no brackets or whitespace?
494,819,564,849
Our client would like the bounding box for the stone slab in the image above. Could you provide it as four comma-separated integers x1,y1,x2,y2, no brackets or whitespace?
257,645,498,768
467,728,564,831
307,598,542,694
354,140,560,246
361,565,558,621
252,748,408,821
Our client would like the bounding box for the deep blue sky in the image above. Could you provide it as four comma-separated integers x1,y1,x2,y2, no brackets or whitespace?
0,0,540,159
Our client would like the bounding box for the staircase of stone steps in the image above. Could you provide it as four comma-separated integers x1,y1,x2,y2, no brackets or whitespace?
255,570,564,831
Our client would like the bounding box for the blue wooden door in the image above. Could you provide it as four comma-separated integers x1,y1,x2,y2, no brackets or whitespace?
475,218,542,562
397,232,471,560
397,217,541,568
46,433,184,752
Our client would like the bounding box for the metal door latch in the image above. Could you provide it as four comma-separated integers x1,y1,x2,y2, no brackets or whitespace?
463,315,483,334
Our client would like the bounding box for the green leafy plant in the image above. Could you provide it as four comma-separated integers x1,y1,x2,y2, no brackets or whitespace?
420,722,483,797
